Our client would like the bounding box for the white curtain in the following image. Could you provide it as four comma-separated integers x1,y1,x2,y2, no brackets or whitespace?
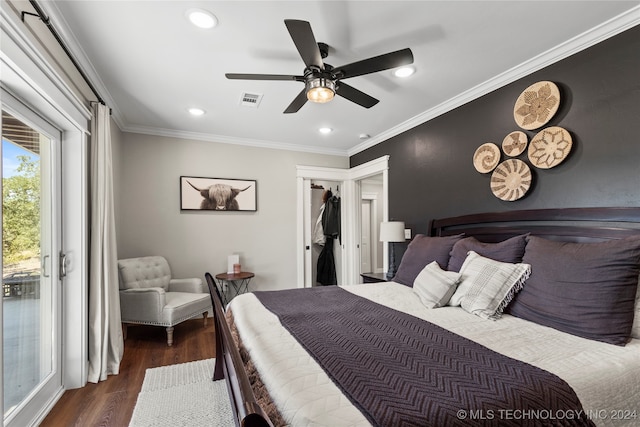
87,103,124,383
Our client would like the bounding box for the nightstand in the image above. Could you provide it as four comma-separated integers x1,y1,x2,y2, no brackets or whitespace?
215,271,254,304
360,272,388,283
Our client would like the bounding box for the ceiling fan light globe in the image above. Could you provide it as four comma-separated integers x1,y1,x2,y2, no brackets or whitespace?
306,78,335,103
307,88,335,103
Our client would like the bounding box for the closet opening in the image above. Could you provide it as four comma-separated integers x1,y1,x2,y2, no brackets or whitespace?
310,181,342,286
296,156,389,288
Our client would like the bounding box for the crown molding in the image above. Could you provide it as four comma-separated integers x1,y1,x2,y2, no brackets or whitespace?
348,6,640,157
123,124,349,157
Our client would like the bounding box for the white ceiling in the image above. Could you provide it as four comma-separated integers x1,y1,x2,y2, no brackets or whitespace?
46,1,639,156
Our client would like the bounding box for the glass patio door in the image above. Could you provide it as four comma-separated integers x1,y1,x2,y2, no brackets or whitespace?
2,104,62,426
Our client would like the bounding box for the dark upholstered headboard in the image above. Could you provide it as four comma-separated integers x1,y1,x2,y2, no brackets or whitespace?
428,207,640,243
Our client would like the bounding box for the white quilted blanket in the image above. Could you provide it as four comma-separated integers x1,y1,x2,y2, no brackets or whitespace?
229,282,640,426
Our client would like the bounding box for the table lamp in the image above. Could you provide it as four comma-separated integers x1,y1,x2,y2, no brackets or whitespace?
379,221,405,280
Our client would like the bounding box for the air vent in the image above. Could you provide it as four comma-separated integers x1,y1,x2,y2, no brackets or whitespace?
239,92,263,108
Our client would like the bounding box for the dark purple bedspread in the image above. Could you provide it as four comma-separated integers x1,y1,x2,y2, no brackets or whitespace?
254,286,594,427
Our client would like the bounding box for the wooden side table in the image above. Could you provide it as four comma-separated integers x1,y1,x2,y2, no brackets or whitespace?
360,272,388,283
215,271,254,304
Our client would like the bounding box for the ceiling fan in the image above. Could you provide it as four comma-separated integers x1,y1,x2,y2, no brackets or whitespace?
225,19,414,114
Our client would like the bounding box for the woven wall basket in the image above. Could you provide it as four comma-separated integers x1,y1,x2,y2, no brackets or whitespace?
490,159,532,201
473,142,501,173
513,81,560,130
528,126,572,169
502,131,528,157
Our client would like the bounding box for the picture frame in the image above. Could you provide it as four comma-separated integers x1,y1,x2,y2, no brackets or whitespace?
180,176,257,211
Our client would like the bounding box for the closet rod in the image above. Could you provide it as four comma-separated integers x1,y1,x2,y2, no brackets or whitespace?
22,0,106,106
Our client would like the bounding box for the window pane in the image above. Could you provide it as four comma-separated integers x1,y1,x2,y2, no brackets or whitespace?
2,111,53,418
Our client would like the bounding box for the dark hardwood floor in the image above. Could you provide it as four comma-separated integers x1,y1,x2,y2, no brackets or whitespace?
40,318,215,426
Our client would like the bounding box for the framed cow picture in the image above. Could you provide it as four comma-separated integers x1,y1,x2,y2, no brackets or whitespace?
180,176,257,211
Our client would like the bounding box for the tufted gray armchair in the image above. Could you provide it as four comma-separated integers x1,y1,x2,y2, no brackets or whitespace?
118,256,211,346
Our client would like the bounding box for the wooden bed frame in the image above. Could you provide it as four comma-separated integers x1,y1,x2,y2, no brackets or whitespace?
429,207,640,241
207,272,273,427
211,207,640,427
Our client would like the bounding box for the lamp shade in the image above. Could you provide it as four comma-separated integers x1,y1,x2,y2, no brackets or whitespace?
379,221,405,242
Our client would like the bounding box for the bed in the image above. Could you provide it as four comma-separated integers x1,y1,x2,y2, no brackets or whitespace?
211,207,640,427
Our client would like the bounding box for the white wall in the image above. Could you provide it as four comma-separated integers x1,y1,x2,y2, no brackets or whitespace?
116,132,348,291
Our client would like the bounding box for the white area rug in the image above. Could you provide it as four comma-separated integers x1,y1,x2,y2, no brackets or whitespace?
129,358,234,427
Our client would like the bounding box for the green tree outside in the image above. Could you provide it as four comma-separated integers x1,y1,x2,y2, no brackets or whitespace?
3,155,40,265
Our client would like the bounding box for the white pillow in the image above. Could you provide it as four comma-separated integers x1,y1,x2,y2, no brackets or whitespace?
413,261,462,308
449,251,530,320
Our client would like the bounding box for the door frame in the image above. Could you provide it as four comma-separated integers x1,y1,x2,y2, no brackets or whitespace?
296,156,389,287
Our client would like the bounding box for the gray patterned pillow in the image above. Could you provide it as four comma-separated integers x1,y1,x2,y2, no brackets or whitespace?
449,251,530,320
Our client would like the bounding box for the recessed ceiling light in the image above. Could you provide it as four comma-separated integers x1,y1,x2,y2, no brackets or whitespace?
319,127,333,134
186,9,218,29
393,66,415,78
188,107,205,116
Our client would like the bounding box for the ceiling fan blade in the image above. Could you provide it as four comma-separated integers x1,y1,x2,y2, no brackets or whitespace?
284,89,308,114
225,73,303,81
335,82,379,108
332,48,414,80
284,20,324,69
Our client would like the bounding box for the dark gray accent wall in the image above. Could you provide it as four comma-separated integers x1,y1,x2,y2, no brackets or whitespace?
350,25,640,242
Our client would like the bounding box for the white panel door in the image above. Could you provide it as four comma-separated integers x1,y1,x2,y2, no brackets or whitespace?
2,102,62,427
360,200,372,273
